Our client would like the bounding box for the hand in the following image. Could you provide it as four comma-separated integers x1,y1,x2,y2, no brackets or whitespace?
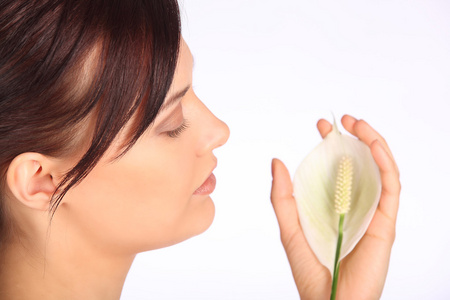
271,115,400,300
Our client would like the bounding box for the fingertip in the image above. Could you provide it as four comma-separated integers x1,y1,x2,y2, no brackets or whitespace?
341,114,356,123
271,158,287,182
270,158,293,199
341,114,357,134
317,119,332,139
316,118,324,130
272,158,280,177
272,158,288,172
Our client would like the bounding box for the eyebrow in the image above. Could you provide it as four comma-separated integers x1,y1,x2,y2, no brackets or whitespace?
159,84,191,113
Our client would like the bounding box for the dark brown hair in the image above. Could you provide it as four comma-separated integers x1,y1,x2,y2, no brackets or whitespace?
0,0,181,246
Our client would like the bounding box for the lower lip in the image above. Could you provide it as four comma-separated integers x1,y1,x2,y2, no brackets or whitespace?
193,173,216,195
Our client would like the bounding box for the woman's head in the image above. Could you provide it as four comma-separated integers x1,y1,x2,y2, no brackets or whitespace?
0,0,229,255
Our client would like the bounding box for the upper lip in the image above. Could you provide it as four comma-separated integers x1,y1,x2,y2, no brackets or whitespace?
207,160,218,179
195,158,217,190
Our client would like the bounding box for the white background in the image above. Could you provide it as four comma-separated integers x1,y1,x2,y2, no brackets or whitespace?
122,1,450,299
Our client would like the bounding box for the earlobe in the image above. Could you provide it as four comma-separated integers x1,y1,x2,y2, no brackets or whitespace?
6,153,58,211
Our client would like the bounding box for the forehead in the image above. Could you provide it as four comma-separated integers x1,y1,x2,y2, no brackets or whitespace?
180,38,193,61
162,39,192,96
175,39,194,79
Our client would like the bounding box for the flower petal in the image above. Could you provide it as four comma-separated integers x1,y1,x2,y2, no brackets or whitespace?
293,120,381,274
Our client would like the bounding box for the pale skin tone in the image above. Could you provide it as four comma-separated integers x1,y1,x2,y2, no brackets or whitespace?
1,40,230,300
271,115,400,300
0,39,399,299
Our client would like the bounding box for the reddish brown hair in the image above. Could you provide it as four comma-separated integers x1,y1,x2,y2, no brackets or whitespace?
0,0,181,246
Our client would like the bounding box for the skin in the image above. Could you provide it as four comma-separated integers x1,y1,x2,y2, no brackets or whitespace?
1,40,230,300
0,40,398,299
271,115,400,300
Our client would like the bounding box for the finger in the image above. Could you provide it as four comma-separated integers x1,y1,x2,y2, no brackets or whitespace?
340,114,358,135
317,119,332,139
271,158,299,239
342,115,395,161
342,115,399,175
370,140,401,223
271,159,324,282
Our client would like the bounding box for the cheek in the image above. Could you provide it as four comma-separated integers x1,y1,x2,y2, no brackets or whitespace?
59,137,214,253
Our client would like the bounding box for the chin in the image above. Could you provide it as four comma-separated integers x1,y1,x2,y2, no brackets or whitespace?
150,196,216,251
191,195,216,236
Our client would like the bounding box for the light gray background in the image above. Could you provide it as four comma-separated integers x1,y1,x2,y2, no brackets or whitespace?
122,1,450,299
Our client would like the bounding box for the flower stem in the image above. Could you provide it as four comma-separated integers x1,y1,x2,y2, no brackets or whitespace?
330,213,345,300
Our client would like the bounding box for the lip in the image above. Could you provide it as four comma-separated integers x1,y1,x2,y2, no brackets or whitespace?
193,161,218,195
193,173,216,195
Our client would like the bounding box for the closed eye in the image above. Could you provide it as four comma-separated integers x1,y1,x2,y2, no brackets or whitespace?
165,119,189,138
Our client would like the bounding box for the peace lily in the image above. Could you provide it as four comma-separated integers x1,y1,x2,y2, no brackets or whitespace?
293,118,381,298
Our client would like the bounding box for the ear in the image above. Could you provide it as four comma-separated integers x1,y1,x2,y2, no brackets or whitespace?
6,153,59,211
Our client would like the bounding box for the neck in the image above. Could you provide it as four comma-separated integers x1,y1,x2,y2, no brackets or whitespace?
0,229,135,300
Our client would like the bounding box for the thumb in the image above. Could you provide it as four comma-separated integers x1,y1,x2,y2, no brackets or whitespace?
271,159,325,283
271,158,299,242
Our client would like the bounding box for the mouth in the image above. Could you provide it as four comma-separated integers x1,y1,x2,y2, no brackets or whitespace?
193,159,218,195
193,173,216,195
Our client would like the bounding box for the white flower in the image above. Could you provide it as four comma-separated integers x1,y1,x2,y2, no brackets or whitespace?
293,120,381,275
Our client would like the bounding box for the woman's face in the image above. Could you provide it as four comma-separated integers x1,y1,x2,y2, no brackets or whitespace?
54,40,230,254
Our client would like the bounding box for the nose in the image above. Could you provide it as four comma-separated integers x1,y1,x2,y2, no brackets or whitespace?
196,104,230,157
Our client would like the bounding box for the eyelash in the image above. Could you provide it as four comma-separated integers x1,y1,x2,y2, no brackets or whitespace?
165,119,189,138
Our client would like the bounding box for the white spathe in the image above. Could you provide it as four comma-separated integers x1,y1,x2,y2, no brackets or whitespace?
293,121,381,275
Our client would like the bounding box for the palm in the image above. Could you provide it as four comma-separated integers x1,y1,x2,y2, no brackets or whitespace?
271,115,400,300
338,208,395,299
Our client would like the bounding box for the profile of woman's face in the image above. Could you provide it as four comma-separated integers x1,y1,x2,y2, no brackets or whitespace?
52,39,230,255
